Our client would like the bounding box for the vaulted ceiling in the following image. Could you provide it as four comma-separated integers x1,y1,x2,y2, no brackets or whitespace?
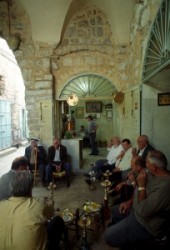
20,0,136,46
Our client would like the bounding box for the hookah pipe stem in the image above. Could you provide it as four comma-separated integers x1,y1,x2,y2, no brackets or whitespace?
34,149,37,184
50,175,54,205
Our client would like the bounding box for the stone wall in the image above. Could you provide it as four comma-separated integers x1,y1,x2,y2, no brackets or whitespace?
0,0,162,145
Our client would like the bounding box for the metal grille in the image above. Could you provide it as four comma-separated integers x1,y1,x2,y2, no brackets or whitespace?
142,0,170,82
59,74,116,100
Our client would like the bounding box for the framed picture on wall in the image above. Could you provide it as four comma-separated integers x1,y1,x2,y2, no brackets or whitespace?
158,93,170,106
76,107,84,118
86,101,102,113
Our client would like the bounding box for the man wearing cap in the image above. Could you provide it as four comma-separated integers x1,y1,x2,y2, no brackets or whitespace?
25,138,47,186
86,115,99,155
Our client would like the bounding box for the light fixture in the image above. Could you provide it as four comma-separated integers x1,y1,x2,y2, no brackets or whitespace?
112,92,124,104
67,93,79,106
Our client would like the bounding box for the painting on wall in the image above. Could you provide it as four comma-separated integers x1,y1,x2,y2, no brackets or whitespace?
158,93,170,106
86,101,102,113
76,107,84,118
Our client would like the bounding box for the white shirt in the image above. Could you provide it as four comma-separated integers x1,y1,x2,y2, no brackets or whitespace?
107,144,123,165
53,147,60,162
115,147,133,171
138,146,147,156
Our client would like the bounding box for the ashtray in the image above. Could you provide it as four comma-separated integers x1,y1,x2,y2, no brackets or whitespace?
61,212,73,223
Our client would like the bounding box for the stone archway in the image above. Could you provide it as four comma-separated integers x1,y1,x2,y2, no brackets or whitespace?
0,38,26,150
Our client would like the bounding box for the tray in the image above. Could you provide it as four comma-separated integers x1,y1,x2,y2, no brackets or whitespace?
101,180,111,187
83,202,101,213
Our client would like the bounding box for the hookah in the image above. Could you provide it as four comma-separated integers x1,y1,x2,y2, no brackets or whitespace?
78,209,91,250
88,170,96,191
33,147,38,185
101,170,112,220
44,181,54,207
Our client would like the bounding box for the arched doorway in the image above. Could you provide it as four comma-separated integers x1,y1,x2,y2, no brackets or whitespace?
0,38,27,150
57,74,117,142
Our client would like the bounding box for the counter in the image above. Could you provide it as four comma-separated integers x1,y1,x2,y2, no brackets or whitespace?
61,138,83,173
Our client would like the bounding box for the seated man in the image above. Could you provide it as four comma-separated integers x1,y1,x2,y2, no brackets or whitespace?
105,151,170,249
45,138,71,188
0,156,29,201
25,138,47,186
0,170,65,250
108,138,135,195
109,155,146,216
108,138,134,182
85,136,123,183
109,134,155,198
135,134,155,161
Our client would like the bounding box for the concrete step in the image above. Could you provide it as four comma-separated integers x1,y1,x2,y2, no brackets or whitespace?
0,147,17,157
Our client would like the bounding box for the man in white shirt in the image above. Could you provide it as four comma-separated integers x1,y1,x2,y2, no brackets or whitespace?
110,139,133,184
85,137,123,181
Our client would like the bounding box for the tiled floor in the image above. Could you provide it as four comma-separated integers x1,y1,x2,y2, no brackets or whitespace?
0,146,118,250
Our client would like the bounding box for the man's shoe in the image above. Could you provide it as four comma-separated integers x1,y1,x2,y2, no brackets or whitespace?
67,180,70,188
85,179,92,185
47,182,53,190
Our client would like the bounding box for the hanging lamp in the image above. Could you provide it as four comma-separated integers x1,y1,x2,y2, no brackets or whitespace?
67,93,79,106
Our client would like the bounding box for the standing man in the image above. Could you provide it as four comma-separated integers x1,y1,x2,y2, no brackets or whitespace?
45,138,71,188
25,138,47,186
86,115,99,155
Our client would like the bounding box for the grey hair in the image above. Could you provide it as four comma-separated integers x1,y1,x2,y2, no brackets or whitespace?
140,135,149,143
147,150,168,170
10,171,34,197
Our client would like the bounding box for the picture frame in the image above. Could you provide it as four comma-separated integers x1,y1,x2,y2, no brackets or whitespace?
86,101,102,113
158,93,170,106
76,107,84,118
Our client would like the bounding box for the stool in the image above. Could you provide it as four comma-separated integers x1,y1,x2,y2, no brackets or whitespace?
52,170,67,188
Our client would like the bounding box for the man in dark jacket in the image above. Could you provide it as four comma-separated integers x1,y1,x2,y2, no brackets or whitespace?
136,135,154,161
45,138,71,187
25,138,47,186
